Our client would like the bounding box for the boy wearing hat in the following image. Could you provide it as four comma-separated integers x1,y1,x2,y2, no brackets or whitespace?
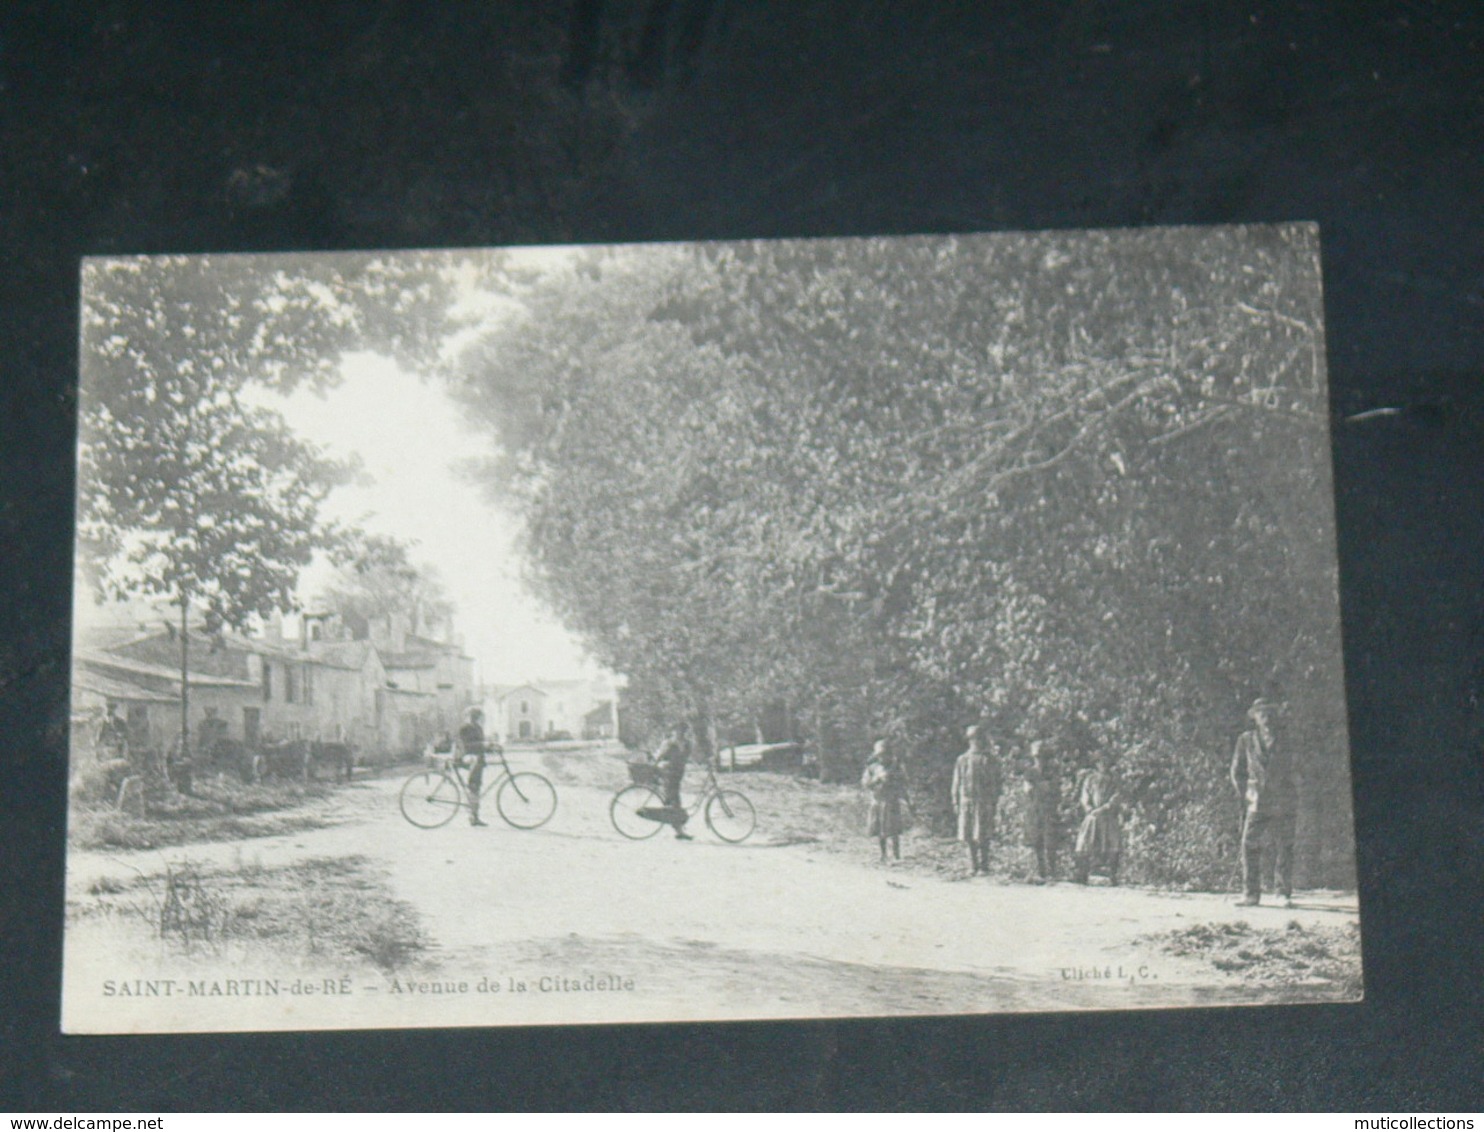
1230,696,1297,906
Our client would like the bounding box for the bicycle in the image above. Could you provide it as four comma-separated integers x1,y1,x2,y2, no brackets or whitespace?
609,757,756,843
399,744,557,830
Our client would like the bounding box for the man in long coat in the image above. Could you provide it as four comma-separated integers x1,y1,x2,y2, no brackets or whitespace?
952,725,1002,876
1230,696,1297,906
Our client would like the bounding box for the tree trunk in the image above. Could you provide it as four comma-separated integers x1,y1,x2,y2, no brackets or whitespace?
690,707,714,763
686,681,714,764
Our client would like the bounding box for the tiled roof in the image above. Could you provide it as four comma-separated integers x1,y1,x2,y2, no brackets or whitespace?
497,683,547,700
76,649,258,688
75,624,163,652
218,633,310,661
402,634,475,662
72,666,179,703
303,640,379,670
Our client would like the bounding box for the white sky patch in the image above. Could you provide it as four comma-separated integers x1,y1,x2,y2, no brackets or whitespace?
263,353,598,686
440,246,580,362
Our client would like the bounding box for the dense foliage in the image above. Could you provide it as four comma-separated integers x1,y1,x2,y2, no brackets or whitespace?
78,252,461,623
453,226,1353,887
76,253,463,762
316,533,455,638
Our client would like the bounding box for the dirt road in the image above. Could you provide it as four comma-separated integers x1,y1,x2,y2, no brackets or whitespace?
63,745,1362,1032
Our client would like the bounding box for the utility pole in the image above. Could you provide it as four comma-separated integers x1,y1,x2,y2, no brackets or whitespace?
177,593,189,793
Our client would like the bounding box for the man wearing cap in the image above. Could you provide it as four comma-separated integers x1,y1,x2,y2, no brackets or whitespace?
1230,696,1297,906
458,707,491,827
1020,740,1060,881
952,725,1002,876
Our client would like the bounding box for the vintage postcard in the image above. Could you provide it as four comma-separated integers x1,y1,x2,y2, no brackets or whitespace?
63,225,1361,1033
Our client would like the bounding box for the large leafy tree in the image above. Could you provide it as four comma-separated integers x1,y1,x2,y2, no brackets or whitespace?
454,227,1348,884
453,248,768,752
317,533,455,640
77,253,464,776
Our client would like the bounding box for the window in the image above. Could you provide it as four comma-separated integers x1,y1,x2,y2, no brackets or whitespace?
521,700,529,715
285,666,298,704
262,662,273,702
303,666,314,706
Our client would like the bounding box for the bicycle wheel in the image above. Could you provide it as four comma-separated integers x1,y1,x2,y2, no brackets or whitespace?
399,770,461,829
705,789,756,843
497,772,558,830
610,785,665,840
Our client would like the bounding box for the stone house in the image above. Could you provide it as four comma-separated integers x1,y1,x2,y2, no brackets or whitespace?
494,683,547,741
297,609,475,742
583,699,617,740
489,677,620,741
70,597,482,769
299,638,437,762
75,625,438,765
73,643,261,755
381,633,477,735
71,660,182,762
95,630,334,750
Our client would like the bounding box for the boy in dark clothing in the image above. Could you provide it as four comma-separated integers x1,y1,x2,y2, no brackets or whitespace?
655,731,692,840
458,707,490,827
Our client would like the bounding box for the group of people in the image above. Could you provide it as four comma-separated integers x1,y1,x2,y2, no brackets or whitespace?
858,695,1300,906
454,695,1300,906
859,726,1121,883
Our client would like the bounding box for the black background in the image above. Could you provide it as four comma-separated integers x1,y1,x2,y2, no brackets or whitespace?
2,0,1481,1111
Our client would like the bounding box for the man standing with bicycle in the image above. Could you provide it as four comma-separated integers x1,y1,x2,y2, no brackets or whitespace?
655,729,693,840
458,707,491,827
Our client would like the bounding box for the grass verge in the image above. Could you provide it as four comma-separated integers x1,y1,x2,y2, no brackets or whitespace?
1140,919,1362,997
72,854,429,972
70,777,355,851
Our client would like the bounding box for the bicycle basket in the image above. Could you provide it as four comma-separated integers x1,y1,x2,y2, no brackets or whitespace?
627,761,660,787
